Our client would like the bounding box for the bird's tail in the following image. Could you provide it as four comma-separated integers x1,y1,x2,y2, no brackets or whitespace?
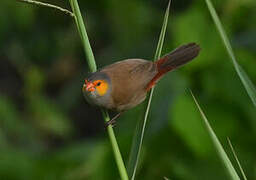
146,43,200,90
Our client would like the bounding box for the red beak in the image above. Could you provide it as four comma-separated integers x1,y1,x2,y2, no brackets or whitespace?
84,80,95,92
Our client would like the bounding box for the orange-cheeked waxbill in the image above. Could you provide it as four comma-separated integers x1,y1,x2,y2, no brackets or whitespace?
82,43,200,125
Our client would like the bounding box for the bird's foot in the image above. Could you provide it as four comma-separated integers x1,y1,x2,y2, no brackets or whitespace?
104,112,122,128
105,118,117,128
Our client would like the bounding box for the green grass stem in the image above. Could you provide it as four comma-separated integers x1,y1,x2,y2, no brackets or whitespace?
17,0,74,17
69,0,97,72
127,1,171,179
227,138,248,180
69,0,128,179
191,91,240,180
205,0,256,107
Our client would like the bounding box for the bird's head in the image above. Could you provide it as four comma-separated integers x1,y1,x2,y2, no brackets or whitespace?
82,72,111,106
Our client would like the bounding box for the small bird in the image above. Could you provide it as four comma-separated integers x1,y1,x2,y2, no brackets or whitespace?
83,43,200,126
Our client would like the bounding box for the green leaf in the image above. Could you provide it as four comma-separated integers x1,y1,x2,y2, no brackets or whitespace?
127,1,171,179
191,92,240,180
227,138,248,180
205,0,256,107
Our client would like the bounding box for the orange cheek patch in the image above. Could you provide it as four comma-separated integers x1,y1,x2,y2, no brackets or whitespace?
96,80,108,96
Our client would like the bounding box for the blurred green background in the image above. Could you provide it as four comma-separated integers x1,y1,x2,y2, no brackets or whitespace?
1,0,256,179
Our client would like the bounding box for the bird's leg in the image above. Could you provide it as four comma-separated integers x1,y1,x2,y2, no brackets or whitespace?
105,112,122,128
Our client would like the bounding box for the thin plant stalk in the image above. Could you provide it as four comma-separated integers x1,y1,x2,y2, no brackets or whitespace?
69,0,128,179
17,0,74,17
227,138,248,180
128,1,171,179
69,0,97,72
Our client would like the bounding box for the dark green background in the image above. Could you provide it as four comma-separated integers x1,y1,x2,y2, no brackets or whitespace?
0,0,256,179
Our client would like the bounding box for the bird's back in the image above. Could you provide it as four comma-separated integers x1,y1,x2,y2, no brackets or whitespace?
100,59,157,111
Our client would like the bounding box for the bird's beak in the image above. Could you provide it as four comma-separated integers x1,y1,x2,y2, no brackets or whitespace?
84,81,95,92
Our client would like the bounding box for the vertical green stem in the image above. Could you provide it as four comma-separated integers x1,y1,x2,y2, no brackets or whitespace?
69,0,128,179
102,110,129,180
69,0,96,72
127,1,170,179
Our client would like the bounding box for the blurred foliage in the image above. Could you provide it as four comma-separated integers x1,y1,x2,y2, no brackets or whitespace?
0,0,256,179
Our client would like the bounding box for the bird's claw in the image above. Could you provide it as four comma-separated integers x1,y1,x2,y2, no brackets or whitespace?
105,118,117,128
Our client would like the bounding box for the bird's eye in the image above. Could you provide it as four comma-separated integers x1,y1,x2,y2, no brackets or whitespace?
96,82,101,86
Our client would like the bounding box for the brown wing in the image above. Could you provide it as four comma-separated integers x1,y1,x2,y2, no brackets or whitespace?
100,59,157,111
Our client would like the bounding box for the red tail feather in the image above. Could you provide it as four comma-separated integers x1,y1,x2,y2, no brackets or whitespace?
146,43,200,91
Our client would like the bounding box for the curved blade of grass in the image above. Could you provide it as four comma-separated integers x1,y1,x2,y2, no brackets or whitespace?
69,1,128,179
227,138,248,180
17,0,74,17
127,1,171,179
191,91,240,180
205,0,256,107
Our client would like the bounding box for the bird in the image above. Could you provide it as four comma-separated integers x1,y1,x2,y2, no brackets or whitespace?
82,43,200,126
